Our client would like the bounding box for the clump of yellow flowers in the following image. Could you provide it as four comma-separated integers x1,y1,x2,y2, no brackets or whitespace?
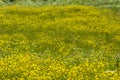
0,5,120,79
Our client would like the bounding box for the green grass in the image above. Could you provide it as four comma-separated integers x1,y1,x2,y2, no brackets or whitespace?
0,4,120,80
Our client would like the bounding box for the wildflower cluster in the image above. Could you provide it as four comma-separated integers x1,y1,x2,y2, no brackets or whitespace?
0,5,120,79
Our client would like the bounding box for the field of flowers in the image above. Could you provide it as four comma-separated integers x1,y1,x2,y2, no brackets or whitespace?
0,5,120,79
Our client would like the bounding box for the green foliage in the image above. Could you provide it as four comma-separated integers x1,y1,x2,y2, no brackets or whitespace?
0,0,120,7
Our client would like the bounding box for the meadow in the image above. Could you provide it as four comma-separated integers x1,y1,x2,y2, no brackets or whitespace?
0,1,120,80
